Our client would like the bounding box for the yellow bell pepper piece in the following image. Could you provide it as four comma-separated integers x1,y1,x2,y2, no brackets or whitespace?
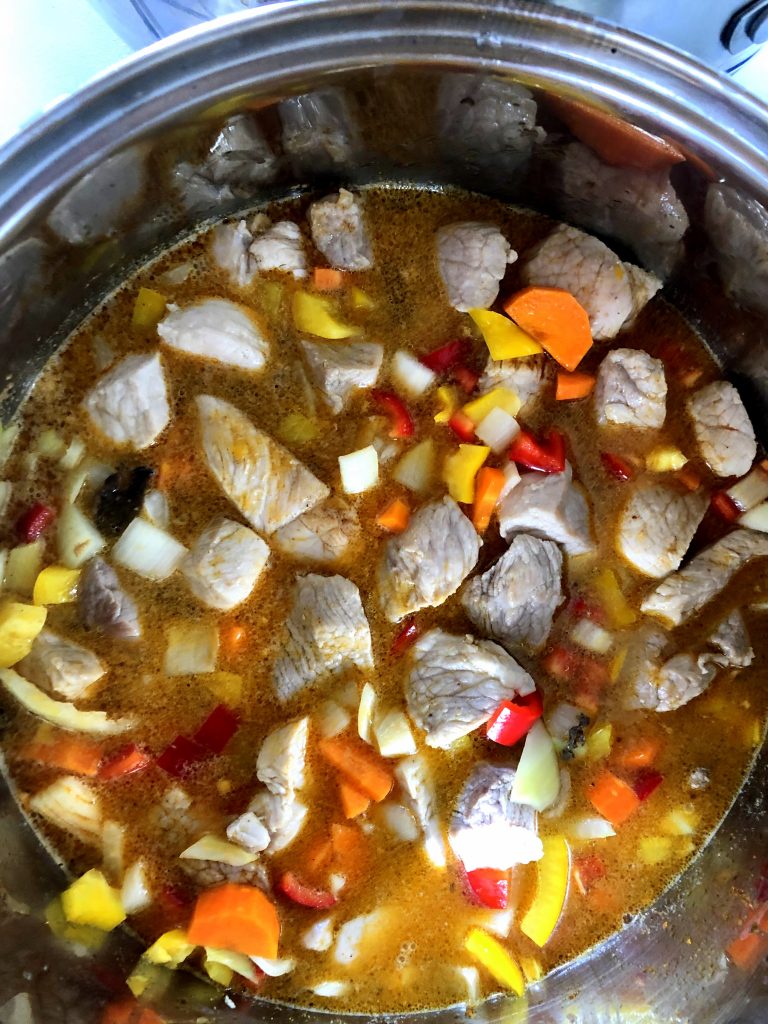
586,722,613,761
610,647,628,682
434,385,458,424
350,286,374,310
469,308,543,361
292,291,357,339
646,446,688,472
204,959,234,987
519,956,543,983
145,929,196,966
132,287,167,329
203,671,243,707
661,807,698,836
33,566,81,606
46,896,107,951
126,962,173,999
593,568,636,628
6,541,45,597
638,836,672,866
462,385,521,426
520,836,570,947
464,928,525,995
277,412,319,445
0,601,47,668
443,445,490,504
61,869,126,931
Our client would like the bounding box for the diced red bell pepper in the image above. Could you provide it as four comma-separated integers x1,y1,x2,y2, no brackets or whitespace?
486,691,543,746
419,338,469,373
633,768,664,801
390,618,421,657
16,502,56,542
509,429,566,474
370,389,415,439
156,736,208,777
572,854,606,896
277,871,337,909
98,743,150,780
448,410,477,442
710,490,741,523
600,451,635,481
452,364,480,395
193,704,239,754
569,594,606,624
466,868,509,909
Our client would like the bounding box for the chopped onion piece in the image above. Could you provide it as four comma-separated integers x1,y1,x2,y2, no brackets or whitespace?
142,489,169,529
0,669,134,735
160,262,193,285
180,833,256,864
62,457,112,505
57,505,106,569
498,461,521,501
510,720,560,811
475,407,520,454
316,700,351,738
58,437,86,471
727,466,768,511
545,702,584,750
334,911,382,964
739,501,768,533
302,917,334,952
456,967,480,1004
0,481,11,519
6,540,45,597
377,802,418,842
205,948,260,982
479,908,514,939
113,517,187,581
252,956,295,977
392,438,435,494
357,682,376,744
121,860,152,914
28,775,101,845
571,619,613,654
391,351,436,397
335,681,360,710
36,430,66,460
0,550,7,590
164,623,218,675
329,873,346,896
90,336,115,372
569,816,616,840
374,709,417,757
102,819,126,882
311,982,348,998
339,446,379,495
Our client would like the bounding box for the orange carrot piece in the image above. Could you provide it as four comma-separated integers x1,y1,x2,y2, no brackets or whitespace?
587,770,641,827
726,903,768,971
376,498,410,533
187,883,279,958
304,836,334,879
313,267,345,291
677,465,702,492
330,822,368,879
21,735,102,777
617,737,661,769
339,780,371,819
318,736,393,802
221,623,246,653
472,467,505,534
555,371,595,401
503,287,592,372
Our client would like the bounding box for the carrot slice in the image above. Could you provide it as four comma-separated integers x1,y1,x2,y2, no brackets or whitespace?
376,498,410,533
187,883,279,958
313,267,345,291
676,465,702,492
339,779,371,819
587,770,640,827
318,736,393,802
21,735,102,777
472,467,505,534
617,737,661,769
503,287,592,372
555,371,595,401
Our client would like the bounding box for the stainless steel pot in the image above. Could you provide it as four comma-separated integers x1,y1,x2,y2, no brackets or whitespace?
0,3,766,1022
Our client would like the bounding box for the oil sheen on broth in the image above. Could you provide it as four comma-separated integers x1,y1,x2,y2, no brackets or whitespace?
0,186,766,1015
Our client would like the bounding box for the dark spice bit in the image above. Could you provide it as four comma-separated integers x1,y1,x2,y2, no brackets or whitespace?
94,466,154,537
561,713,590,760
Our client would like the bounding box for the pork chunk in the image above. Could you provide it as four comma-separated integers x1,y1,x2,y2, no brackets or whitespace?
249,217,307,279
522,225,661,340
257,717,309,797
394,755,447,869
641,529,768,626
196,394,329,534
498,463,594,556
83,353,169,450
406,628,535,749
436,222,517,312
158,299,269,373
300,340,383,414
309,189,373,271
274,498,360,564
461,535,563,651
247,791,308,854
687,381,756,478
18,630,105,701
594,349,667,429
274,574,373,701
78,557,141,639
616,485,707,578
378,497,480,622
210,220,254,287
704,183,768,315
449,763,542,871
478,355,549,411
182,517,270,611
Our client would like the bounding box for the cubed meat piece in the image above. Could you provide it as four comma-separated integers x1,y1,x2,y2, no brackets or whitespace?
406,628,535,749
18,630,105,701
594,348,667,428
704,183,768,315
498,463,594,556
196,394,329,535
157,299,269,372
449,763,542,871
247,790,308,853
273,498,360,564
257,717,309,797
308,189,373,271
273,573,373,702
394,755,447,869
249,217,307,279
210,220,254,288
436,222,517,312
300,340,383,414
78,557,141,639
226,811,271,853
152,786,215,855
522,225,661,340
181,517,270,611
278,89,363,175
180,857,270,890
461,534,563,651
378,497,480,623
478,355,549,411
687,381,756,478
83,353,169,450
641,528,768,626
616,484,707,578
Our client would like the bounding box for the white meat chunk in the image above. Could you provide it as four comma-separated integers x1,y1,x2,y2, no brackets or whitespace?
273,498,360,564
181,517,270,611
157,299,269,373
498,462,594,556
273,573,373,702
309,189,373,271
247,791,308,854
406,628,535,749
461,535,563,651
449,763,543,870
521,225,661,340
257,717,309,797
394,755,447,869
18,630,105,701
704,183,768,315
300,340,383,414
78,557,141,639
478,355,549,411
616,485,707,578
210,220,254,288
196,394,329,534
378,496,481,623
641,529,768,626
226,811,270,854
687,381,756,478
249,216,307,280
83,353,169,450
594,348,667,428
436,222,517,312
278,89,362,175
558,142,689,277
180,855,270,891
